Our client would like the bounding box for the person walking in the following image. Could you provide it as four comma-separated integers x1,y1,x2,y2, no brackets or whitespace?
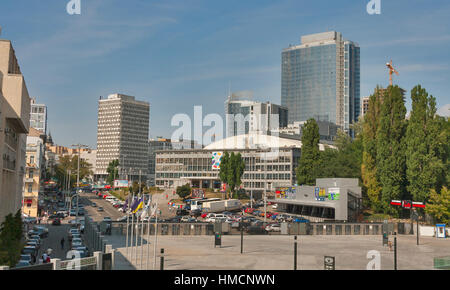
60,237,65,250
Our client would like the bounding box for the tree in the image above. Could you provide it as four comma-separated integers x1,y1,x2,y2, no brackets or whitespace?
219,152,245,199
316,129,363,180
0,210,23,267
176,184,191,200
296,118,321,185
376,86,407,215
405,85,446,203
54,155,93,188
362,87,383,211
106,159,119,186
425,187,450,224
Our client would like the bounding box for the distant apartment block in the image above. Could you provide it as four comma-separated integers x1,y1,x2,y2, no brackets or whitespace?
0,39,31,223
30,97,47,135
22,128,45,217
95,94,150,181
225,91,288,137
360,96,370,118
282,31,360,132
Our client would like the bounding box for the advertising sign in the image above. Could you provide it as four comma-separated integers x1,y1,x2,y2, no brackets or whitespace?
276,187,296,199
114,180,129,188
327,188,340,201
314,187,327,201
211,152,223,169
191,188,205,199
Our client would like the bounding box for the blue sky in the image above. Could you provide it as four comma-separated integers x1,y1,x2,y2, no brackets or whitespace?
1,0,449,147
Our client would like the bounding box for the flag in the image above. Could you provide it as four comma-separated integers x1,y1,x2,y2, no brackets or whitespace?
133,198,144,214
122,198,129,211
150,202,158,217
130,197,139,213
140,198,152,219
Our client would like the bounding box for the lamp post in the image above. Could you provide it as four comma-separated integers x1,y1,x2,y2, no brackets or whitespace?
71,144,88,223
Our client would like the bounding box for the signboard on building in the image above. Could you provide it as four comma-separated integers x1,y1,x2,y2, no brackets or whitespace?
314,187,327,201
324,256,335,270
276,187,296,199
327,188,340,201
114,180,129,188
211,152,223,169
191,189,205,199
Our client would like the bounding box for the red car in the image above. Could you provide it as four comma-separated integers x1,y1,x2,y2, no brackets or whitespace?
201,213,208,219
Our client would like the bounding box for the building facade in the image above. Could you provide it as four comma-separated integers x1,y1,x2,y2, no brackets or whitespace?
148,138,172,186
155,134,333,199
360,96,370,119
29,98,47,135
95,94,150,182
281,31,360,132
275,178,362,222
22,128,45,217
225,92,288,137
0,39,31,223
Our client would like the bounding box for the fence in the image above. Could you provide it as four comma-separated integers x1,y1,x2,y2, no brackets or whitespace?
107,221,416,236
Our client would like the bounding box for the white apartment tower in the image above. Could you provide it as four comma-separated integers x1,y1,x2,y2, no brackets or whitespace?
95,94,149,182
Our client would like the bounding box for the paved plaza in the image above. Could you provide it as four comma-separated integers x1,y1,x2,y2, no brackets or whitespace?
107,233,450,270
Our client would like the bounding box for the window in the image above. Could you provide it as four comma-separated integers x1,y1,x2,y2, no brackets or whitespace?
28,185,32,193
29,170,34,179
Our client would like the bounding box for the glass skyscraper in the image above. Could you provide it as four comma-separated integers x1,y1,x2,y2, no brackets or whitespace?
281,31,360,132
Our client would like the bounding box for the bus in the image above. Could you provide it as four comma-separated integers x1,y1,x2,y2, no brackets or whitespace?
190,198,221,211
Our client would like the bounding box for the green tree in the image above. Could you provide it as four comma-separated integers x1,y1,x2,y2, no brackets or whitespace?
405,85,446,203
219,152,245,199
0,211,23,267
425,187,450,224
317,129,363,180
176,183,191,200
106,159,119,186
55,155,93,188
296,118,321,185
376,86,407,215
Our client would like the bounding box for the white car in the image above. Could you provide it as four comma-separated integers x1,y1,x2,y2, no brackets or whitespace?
265,223,281,232
271,204,278,209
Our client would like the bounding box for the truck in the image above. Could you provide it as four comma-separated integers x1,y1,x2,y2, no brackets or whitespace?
202,199,241,213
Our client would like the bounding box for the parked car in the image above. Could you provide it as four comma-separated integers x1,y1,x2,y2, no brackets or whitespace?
52,218,61,225
271,204,278,209
293,218,310,223
26,241,40,250
32,226,48,238
176,209,189,216
245,225,266,234
103,217,112,223
265,223,281,232
97,207,104,212
15,260,31,268
23,217,37,224
190,209,202,217
21,246,38,257
91,203,97,207
19,254,32,264
72,246,89,258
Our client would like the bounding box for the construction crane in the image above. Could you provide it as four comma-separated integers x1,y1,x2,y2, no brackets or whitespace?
386,60,399,86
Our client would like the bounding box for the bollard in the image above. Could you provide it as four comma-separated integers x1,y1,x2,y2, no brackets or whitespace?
294,236,297,270
160,248,164,270
240,225,243,254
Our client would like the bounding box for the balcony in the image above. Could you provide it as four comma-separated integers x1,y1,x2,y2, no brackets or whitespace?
24,178,34,183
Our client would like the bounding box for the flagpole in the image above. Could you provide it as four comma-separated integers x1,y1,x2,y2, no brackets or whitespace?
146,195,153,270
125,194,130,258
130,193,135,263
134,196,141,266
139,170,144,270
153,201,158,270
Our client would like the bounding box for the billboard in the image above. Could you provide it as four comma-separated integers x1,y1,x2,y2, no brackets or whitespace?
276,187,296,199
314,187,327,201
327,188,340,201
211,152,223,169
114,180,129,188
191,189,205,199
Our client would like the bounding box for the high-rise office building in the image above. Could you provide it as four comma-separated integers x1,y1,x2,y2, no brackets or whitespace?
95,94,150,182
225,91,288,137
30,98,47,134
281,31,360,132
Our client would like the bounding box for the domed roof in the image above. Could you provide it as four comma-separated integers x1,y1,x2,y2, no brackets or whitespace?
204,133,332,151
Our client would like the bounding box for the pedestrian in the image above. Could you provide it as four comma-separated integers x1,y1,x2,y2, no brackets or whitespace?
60,237,65,250
42,253,48,263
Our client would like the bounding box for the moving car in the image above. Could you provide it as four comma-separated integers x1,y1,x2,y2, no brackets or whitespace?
97,207,104,212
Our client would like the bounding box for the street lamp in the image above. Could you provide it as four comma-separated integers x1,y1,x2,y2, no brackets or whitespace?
71,144,88,223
